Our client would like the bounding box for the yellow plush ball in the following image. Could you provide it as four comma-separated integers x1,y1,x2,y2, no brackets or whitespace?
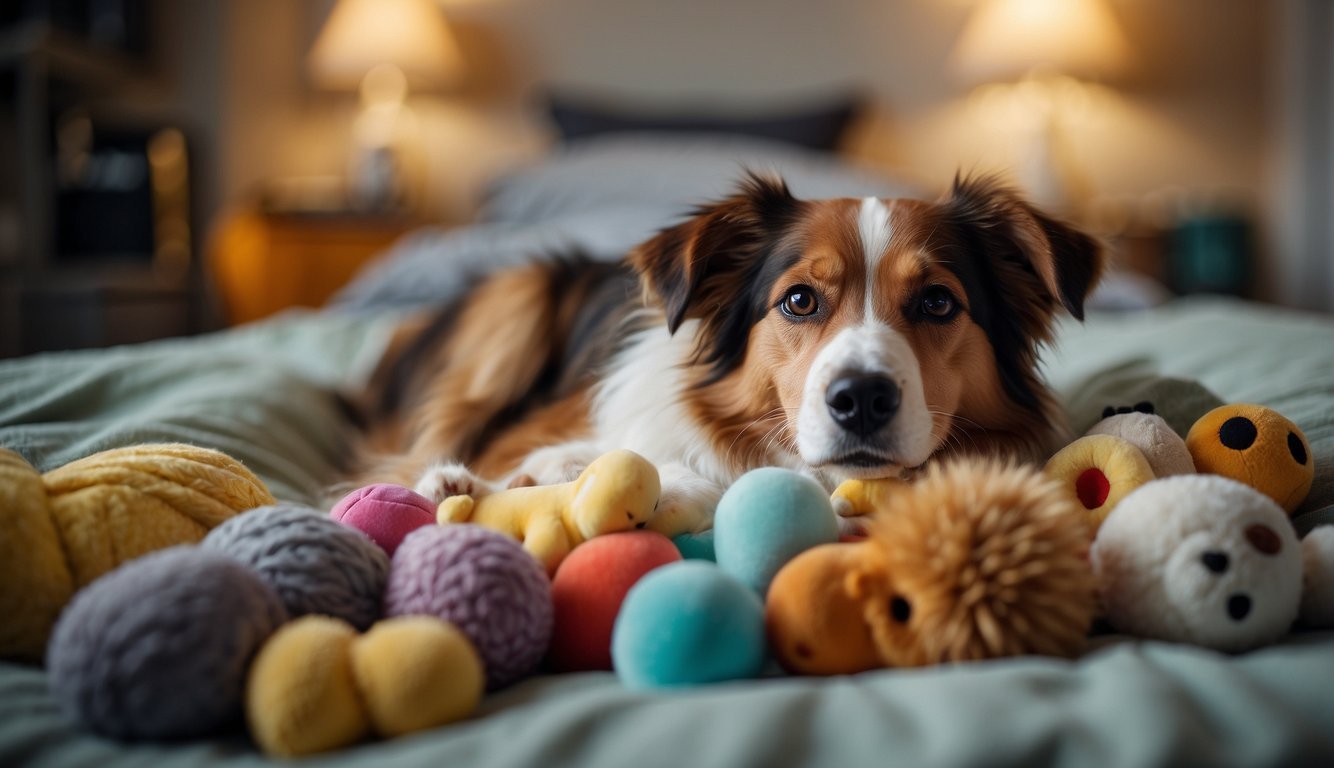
1044,434,1156,532
1186,404,1315,514
0,444,274,662
351,617,484,737
247,617,369,758
245,615,484,758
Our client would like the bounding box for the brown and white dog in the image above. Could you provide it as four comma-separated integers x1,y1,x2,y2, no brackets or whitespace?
352,174,1104,535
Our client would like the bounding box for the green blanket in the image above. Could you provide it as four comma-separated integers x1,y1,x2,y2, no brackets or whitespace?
2,297,1332,768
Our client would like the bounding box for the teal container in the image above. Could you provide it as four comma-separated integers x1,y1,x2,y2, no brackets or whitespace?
1169,215,1251,296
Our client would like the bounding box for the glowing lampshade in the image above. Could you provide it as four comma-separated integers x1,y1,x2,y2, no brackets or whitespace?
308,0,464,92
951,0,1131,85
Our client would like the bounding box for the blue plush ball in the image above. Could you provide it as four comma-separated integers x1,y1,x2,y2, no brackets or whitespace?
712,467,838,595
611,561,765,688
672,529,716,561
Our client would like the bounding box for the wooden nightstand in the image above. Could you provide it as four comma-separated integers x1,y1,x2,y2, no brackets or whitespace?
209,209,421,325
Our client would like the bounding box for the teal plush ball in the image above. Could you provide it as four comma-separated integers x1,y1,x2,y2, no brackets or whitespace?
672,529,716,561
611,561,765,688
712,467,838,595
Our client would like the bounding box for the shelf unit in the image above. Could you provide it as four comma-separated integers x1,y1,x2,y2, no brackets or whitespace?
0,13,199,357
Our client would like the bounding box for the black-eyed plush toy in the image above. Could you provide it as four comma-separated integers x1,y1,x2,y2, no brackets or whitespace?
1090,474,1329,652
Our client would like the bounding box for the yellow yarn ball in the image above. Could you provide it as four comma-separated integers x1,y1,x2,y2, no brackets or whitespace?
246,617,370,758
351,616,484,737
0,443,275,662
0,450,75,664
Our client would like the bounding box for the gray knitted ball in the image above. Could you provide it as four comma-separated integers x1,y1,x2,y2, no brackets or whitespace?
202,503,389,630
47,546,288,740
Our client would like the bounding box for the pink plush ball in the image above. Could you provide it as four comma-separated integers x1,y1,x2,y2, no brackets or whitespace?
385,524,553,689
548,531,682,672
330,484,435,556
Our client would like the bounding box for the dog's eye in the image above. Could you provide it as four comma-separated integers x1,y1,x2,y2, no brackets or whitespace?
917,286,958,321
779,285,819,318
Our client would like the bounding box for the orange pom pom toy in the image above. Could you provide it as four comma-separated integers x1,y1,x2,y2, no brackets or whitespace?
852,459,1096,667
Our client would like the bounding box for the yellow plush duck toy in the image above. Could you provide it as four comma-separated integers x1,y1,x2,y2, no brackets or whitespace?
436,449,660,574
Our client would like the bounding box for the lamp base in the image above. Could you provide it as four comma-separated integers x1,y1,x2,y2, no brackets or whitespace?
349,142,404,212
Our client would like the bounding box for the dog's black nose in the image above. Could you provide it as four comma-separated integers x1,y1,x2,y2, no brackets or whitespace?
826,373,900,437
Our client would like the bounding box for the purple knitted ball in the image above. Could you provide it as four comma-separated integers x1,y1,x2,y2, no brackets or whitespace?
47,547,288,740
385,525,552,689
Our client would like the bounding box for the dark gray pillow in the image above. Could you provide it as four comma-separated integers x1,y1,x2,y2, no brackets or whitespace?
545,92,862,151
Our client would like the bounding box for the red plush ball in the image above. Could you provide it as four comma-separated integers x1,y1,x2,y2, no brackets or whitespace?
548,531,682,672
329,484,436,556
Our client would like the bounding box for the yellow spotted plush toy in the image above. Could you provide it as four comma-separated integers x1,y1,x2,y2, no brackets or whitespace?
1186,404,1315,514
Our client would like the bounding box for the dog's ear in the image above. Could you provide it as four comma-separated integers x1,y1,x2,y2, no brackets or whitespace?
946,175,1104,320
631,172,800,333
630,173,802,380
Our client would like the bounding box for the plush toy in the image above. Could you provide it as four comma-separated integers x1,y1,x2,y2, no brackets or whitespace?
547,530,682,672
384,524,553,690
0,444,275,662
848,459,1096,667
1300,527,1334,627
712,467,840,595
1044,434,1156,531
246,615,483,758
46,546,289,740
436,449,660,574
611,560,767,688
672,529,717,561
1186,404,1315,514
764,460,1095,673
330,483,437,556
830,477,905,538
1086,409,1195,478
203,503,390,630
765,542,883,675
1091,474,1303,652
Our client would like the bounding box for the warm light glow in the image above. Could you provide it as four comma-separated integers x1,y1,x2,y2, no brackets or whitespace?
308,0,465,92
951,0,1132,85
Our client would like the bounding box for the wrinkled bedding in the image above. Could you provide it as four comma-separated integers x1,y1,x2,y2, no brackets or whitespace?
2,137,1332,768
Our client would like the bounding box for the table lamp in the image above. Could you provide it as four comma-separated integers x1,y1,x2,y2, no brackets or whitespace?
950,0,1131,212
308,0,464,211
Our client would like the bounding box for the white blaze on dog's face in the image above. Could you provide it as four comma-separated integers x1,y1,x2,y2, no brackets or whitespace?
630,174,1103,481
788,197,935,477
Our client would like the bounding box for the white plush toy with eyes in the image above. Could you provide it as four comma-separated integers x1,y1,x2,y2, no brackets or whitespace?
1090,474,1333,652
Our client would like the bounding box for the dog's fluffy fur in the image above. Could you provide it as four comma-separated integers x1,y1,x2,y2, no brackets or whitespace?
351,174,1104,534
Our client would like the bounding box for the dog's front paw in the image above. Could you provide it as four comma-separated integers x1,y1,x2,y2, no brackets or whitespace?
649,465,723,537
414,463,490,504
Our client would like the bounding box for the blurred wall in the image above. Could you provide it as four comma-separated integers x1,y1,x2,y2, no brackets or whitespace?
192,0,1297,301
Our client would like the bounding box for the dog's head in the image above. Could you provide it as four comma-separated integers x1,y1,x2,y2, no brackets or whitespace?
630,173,1104,480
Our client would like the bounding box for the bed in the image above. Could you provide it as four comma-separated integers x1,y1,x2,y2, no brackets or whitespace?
3,135,1333,768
